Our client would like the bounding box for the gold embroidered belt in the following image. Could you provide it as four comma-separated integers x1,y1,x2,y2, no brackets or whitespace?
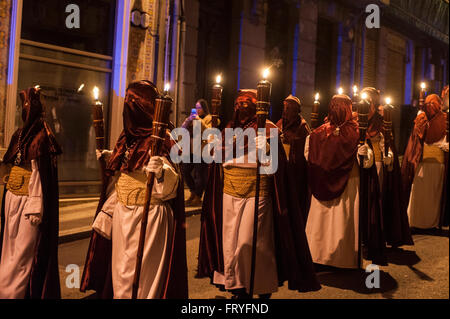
422,144,444,164
115,171,163,207
223,166,271,198
6,164,32,196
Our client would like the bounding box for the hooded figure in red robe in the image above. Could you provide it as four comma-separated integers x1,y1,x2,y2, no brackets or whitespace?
305,94,386,268
360,87,413,247
0,87,62,298
402,94,448,229
197,89,320,299
276,95,311,224
80,80,188,299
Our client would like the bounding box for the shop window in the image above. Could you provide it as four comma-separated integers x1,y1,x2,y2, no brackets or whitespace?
16,0,116,193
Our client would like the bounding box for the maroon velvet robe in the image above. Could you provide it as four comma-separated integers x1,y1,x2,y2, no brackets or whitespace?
197,119,321,293
80,81,188,299
276,117,311,224
367,112,413,247
1,87,62,299
308,94,386,265
401,94,447,228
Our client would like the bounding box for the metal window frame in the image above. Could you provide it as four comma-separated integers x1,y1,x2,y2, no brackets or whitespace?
4,0,131,149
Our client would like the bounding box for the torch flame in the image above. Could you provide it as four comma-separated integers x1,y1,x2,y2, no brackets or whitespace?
77,84,85,92
361,92,368,100
338,87,344,95
314,93,320,101
420,82,426,90
93,86,99,100
164,83,170,93
385,97,392,105
216,75,222,84
263,68,270,80
34,85,40,90
353,85,358,94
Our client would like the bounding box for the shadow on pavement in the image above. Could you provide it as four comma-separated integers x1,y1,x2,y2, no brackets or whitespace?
410,227,449,238
385,247,421,266
315,267,398,296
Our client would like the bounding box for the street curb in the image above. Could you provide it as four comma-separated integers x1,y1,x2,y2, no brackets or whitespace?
59,230,92,244
58,207,203,244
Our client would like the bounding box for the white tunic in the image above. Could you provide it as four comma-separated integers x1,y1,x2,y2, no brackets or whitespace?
93,157,179,299
0,160,43,299
213,148,278,295
407,137,447,229
304,136,373,269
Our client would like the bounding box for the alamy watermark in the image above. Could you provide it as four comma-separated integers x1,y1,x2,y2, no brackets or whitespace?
66,4,80,29
365,264,380,289
65,264,80,289
169,120,279,174
365,4,380,29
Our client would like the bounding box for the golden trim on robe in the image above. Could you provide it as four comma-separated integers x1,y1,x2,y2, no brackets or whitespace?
282,143,291,161
370,135,383,163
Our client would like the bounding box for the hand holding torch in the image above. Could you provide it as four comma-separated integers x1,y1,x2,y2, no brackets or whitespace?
132,85,173,299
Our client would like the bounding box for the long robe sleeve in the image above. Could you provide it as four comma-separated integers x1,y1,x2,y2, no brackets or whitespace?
23,160,43,222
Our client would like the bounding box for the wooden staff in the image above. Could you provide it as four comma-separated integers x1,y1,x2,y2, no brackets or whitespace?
383,99,393,157
357,98,370,270
92,89,107,186
211,75,223,128
311,93,320,130
132,93,173,299
352,85,359,113
249,71,272,298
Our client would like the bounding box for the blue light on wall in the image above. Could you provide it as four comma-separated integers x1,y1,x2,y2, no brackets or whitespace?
291,23,299,96
7,0,19,85
237,12,244,90
112,0,130,98
404,40,413,104
360,27,366,87
335,23,343,88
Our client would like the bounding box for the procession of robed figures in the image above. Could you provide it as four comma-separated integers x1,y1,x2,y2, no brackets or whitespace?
0,68,448,299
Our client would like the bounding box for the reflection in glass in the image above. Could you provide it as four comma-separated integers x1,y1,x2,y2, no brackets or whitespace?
17,58,111,183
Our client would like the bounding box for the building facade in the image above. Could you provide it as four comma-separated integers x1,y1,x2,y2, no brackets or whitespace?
0,0,448,197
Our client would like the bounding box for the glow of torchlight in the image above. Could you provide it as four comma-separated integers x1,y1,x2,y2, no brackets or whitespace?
361,92,368,100
353,85,358,94
262,68,270,80
385,97,392,105
93,86,99,100
420,82,426,90
78,84,85,92
338,87,344,95
164,83,170,93
216,75,222,84
314,93,320,101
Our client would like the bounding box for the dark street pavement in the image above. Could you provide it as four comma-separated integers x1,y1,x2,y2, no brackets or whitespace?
59,214,449,299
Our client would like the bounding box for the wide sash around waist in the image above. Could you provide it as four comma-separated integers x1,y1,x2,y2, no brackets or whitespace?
223,166,272,198
422,144,444,164
6,164,32,196
115,171,164,207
